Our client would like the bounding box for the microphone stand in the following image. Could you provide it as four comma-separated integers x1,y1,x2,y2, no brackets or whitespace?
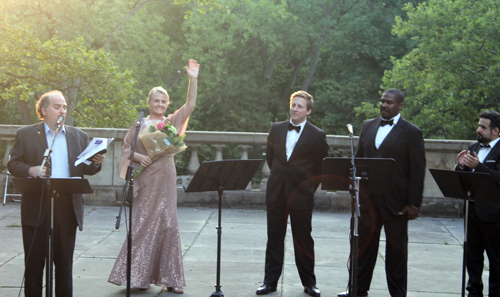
115,111,144,297
347,124,360,297
38,121,62,297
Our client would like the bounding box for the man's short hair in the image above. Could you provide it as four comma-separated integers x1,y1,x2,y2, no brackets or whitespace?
480,110,500,132
383,88,405,103
290,90,314,110
148,86,170,104
36,90,64,120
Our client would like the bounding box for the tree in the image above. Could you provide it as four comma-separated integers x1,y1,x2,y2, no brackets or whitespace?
1,0,221,126
1,0,427,136
309,0,425,135
0,10,139,127
178,0,372,132
380,0,500,139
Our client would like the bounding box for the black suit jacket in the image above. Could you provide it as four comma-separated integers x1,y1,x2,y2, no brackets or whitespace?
356,116,426,215
456,141,500,222
266,121,329,210
8,123,101,231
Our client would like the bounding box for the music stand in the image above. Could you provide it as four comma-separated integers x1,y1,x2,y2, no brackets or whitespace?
184,159,262,297
322,157,395,297
429,168,500,297
12,177,93,297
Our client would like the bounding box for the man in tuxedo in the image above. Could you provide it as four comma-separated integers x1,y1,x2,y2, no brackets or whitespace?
256,90,328,297
456,110,500,297
8,90,105,297
338,88,426,297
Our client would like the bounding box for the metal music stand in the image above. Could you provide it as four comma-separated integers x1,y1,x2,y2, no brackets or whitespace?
12,177,93,297
184,159,262,297
430,168,500,297
322,157,395,297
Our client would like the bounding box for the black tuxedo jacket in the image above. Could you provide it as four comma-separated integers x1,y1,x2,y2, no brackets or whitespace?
356,116,426,215
265,121,329,211
8,123,101,231
456,141,500,222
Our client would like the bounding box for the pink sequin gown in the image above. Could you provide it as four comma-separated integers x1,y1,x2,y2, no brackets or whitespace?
108,107,189,289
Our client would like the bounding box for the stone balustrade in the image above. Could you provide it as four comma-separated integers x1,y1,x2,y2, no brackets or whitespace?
0,124,471,216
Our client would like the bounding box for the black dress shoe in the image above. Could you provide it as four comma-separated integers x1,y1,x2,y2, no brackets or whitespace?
337,290,368,297
256,284,277,295
304,285,321,297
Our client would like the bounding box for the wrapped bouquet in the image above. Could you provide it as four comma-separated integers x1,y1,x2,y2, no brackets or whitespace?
133,120,187,177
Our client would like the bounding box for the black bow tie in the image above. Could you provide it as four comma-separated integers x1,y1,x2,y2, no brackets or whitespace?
480,144,491,148
380,119,394,127
288,123,301,133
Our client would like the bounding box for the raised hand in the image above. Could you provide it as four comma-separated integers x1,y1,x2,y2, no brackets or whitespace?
185,59,200,79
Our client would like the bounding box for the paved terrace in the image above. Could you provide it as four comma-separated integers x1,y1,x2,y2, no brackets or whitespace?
0,202,476,297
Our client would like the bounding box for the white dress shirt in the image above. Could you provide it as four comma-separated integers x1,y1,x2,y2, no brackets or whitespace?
286,120,306,161
375,113,401,149
44,122,70,178
478,137,500,163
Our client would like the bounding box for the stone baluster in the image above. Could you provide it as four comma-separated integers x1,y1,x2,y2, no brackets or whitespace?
261,145,270,178
212,144,226,161
260,145,270,191
2,137,15,168
237,145,251,160
187,144,201,175
237,145,253,190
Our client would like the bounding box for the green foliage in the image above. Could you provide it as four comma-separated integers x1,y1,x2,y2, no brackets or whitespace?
180,0,291,132
381,0,500,139
314,0,424,134
1,0,427,136
0,8,139,127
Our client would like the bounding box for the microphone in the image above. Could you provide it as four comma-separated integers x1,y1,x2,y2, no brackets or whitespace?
55,115,64,129
135,110,145,127
346,124,353,134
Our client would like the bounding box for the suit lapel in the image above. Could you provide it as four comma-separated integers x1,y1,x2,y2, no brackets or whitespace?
378,120,404,151
469,142,480,154
276,122,288,162
484,141,500,161
364,118,380,153
65,126,78,175
36,123,48,150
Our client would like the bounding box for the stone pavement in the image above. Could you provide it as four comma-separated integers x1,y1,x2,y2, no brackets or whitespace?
0,202,479,297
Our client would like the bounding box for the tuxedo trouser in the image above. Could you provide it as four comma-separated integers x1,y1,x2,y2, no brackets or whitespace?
355,197,408,297
264,191,315,287
466,202,500,297
22,194,78,297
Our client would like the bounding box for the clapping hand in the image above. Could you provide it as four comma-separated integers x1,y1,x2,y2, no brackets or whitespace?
458,150,479,169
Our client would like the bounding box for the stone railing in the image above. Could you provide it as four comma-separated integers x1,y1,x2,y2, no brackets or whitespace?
0,124,471,216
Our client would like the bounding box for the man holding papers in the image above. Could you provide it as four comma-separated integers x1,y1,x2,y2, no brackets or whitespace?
8,90,105,297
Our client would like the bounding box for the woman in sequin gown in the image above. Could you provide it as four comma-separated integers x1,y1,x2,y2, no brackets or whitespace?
108,59,200,293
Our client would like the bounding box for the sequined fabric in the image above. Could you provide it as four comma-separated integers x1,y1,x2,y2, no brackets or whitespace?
108,107,189,289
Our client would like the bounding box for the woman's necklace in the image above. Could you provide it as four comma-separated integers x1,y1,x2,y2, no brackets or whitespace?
144,115,166,126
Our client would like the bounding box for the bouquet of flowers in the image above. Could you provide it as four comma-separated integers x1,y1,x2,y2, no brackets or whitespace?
133,120,187,177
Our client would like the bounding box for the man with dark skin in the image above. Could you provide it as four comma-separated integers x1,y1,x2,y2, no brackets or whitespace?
339,88,426,297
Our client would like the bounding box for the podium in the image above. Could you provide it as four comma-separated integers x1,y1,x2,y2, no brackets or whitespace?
185,159,262,297
322,157,395,297
430,168,500,297
12,177,93,297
